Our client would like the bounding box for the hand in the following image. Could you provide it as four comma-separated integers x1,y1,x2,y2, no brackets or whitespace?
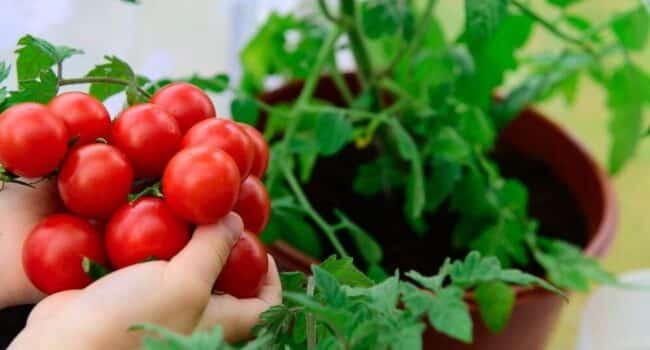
9,214,282,350
0,180,61,308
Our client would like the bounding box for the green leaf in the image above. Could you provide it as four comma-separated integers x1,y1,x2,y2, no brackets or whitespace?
313,265,347,308
474,281,515,333
606,64,650,173
532,238,616,292
86,56,135,101
231,96,260,125
425,160,461,213
280,271,308,293
320,256,374,288
449,251,501,288
427,286,472,343
406,258,451,292
315,112,353,156
262,209,323,258
334,210,383,264
15,35,82,85
429,127,470,163
464,0,508,45
547,0,582,7
611,7,649,51
470,216,530,268
389,118,418,161
388,119,425,219
6,69,58,105
457,108,495,150
188,73,229,93
81,257,111,281
0,62,10,83
252,304,294,339
361,0,403,39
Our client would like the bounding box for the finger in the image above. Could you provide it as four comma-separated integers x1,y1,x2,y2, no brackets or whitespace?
167,213,243,290
26,290,80,325
195,294,271,342
257,255,282,305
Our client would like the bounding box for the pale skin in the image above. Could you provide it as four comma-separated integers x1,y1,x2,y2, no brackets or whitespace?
1,181,282,349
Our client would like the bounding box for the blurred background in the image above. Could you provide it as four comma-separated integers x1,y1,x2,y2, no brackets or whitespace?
1,0,649,348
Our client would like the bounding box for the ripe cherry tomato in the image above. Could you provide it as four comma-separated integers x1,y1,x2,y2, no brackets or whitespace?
111,104,182,178
48,92,111,147
213,231,268,298
162,147,240,224
151,82,215,134
239,123,269,178
182,118,254,179
0,103,68,177
23,214,107,294
58,144,134,219
234,176,270,235
105,197,190,269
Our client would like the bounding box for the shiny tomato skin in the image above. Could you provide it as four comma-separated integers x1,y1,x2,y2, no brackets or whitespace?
111,104,182,178
213,231,268,298
182,118,255,179
105,197,190,269
58,144,134,219
151,82,215,134
48,92,111,148
0,103,68,177
238,123,269,178
234,176,270,235
162,147,240,224
23,214,107,294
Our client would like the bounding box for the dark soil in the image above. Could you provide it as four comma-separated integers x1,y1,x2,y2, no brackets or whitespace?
302,143,588,275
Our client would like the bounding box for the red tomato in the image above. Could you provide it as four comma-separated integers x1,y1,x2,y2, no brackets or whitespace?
48,92,111,147
239,123,269,178
0,103,68,177
111,104,182,178
23,214,107,294
234,176,270,234
105,197,190,269
182,118,254,178
162,147,240,224
213,231,268,298
151,82,215,134
58,144,134,219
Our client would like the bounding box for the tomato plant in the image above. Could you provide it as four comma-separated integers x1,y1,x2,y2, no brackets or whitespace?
105,197,190,269
0,103,68,178
233,176,270,235
213,230,268,298
111,104,182,178
23,214,106,294
239,123,269,178
151,82,215,134
162,147,240,224
58,144,134,219
182,118,255,179
48,92,111,147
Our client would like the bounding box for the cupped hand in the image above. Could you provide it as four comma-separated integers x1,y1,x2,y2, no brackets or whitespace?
0,180,61,308
9,214,282,350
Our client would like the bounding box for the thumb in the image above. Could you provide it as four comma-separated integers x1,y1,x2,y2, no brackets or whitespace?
167,213,243,290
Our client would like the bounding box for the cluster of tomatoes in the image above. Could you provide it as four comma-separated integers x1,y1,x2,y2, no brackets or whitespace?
0,82,271,299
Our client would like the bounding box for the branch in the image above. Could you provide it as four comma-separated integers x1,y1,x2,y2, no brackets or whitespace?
318,0,342,24
340,0,374,87
59,77,152,99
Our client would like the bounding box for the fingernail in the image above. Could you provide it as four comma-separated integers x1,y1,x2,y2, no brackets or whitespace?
222,213,243,242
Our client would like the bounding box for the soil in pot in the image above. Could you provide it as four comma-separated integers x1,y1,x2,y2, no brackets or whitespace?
301,142,588,276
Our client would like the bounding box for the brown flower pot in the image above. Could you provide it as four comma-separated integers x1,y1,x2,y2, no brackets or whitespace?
263,75,618,349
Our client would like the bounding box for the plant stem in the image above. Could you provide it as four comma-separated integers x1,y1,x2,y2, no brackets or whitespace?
283,165,349,258
379,0,436,77
329,58,355,106
511,0,595,54
299,104,376,121
306,276,317,350
59,77,152,99
340,0,374,87
318,0,341,24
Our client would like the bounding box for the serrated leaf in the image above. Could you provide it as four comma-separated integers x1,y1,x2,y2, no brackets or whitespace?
6,69,58,105
86,56,135,101
425,159,461,213
407,258,451,292
253,304,294,339
315,112,353,156
334,210,383,264
449,251,501,288
429,127,470,163
313,265,348,307
474,281,515,333
427,286,472,343
188,73,229,93
280,271,307,293
231,96,260,125
15,35,82,85
611,7,649,51
465,0,508,45
320,256,374,288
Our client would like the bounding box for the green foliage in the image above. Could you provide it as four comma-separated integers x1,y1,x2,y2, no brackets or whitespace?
611,7,649,51
85,55,137,101
464,0,508,45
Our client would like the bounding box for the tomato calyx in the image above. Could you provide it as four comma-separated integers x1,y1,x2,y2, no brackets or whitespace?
81,256,111,281
129,181,163,203
0,165,36,190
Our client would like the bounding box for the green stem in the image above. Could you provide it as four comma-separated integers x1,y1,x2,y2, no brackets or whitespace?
59,77,152,99
379,0,436,77
340,0,374,87
511,0,595,54
318,0,341,24
329,58,355,106
306,276,317,350
299,104,376,122
283,165,349,258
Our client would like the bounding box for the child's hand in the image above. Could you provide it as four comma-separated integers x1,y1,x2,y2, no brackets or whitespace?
9,214,282,350
0,181,61,308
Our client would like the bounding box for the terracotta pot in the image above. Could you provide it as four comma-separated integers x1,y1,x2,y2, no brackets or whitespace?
263,75,618,349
